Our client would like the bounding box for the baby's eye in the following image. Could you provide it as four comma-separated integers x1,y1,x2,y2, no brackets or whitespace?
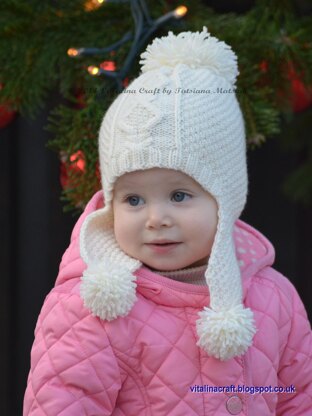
125,191,190,207
172,191,191,202
125,195,143,206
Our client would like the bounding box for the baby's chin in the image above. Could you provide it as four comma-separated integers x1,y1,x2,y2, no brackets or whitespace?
120,247,185,271
142,256,210,271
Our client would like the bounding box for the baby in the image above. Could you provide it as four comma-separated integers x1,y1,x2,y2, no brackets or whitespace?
24,27,312,415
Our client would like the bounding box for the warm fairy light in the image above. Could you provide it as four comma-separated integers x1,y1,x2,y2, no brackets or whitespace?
67,48,79,57
84,0,105,11
87,65,100,75
173,5,188,18
70,151,86,172
100,60,116,71
87,62,115,76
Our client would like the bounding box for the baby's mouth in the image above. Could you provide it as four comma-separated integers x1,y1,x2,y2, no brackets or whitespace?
145,239,182,248
146,242,181,246
154,243,175,245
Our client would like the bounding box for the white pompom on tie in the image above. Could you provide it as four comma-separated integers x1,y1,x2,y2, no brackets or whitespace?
196,304,257,361
140,26,239,85
80,259,137,321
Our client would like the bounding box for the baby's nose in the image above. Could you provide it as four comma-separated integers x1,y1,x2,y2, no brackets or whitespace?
145,206,173,228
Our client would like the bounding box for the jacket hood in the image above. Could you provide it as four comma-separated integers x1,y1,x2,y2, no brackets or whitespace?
55,191,275,306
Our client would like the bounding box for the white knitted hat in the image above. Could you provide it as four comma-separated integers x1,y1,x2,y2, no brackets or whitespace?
79,27,256,361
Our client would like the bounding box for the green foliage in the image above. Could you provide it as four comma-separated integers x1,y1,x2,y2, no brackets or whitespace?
0,0,311,211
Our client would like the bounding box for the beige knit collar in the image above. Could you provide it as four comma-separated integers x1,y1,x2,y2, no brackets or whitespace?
144,263,207,286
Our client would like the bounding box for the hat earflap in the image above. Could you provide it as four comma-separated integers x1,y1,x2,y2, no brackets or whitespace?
196,207,257,360
79,204,142,321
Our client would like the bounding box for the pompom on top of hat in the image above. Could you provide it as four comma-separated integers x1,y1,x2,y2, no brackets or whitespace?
140,26,239,85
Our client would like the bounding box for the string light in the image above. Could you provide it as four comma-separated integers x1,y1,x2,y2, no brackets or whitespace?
68,0,188,89
100,61,116,71
70,151,86,172
84,0,105,12
152,5,188,29
174,5,188,18
88,65,100,76
87,61,116,76
67,48,79,57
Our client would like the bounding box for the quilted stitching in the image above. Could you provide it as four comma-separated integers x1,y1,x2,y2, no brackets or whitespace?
25,291,122,415
24,191,312,416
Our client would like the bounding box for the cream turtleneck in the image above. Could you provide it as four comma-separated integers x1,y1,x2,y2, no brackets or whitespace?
146,264,208,286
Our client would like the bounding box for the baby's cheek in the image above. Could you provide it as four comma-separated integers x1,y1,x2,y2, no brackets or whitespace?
114,212,136,247
113,212,124,242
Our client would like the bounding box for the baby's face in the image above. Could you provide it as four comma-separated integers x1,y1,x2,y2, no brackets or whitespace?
112,168,218,271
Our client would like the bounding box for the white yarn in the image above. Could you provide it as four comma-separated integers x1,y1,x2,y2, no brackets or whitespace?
80,260,137,321
140,26,239,85
196,304,257,361
79,27,256,360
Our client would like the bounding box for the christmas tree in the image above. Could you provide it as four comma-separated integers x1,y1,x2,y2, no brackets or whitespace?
0,0,311,212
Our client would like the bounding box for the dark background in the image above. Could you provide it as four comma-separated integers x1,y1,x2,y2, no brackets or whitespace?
1,1,312,415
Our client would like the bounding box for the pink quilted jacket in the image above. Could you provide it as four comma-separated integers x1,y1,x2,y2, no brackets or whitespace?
24,191,312,415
